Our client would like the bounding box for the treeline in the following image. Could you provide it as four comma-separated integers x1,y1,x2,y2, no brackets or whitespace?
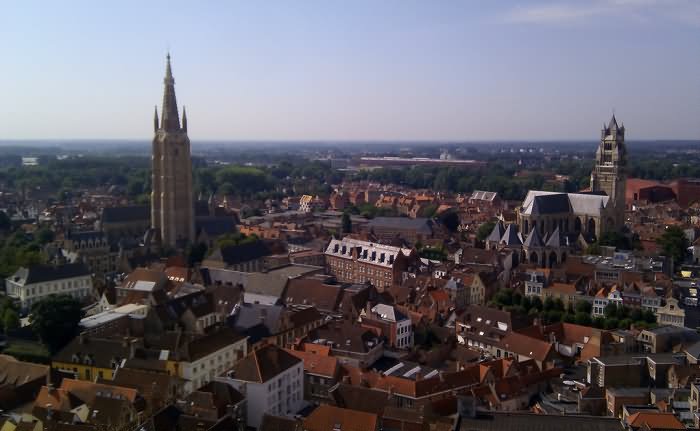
490,288,656,330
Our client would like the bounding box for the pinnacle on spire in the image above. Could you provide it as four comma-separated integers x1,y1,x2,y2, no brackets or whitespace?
160,53,181,132
153,106,159,132
182,106,187,133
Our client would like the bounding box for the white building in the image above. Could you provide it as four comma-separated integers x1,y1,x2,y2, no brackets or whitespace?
218,345,303,429
5,263,92,311
366,303,414,349
179,328,248,394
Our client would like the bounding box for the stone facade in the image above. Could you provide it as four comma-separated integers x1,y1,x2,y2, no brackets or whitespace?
591,114,627,227
151,54,195,248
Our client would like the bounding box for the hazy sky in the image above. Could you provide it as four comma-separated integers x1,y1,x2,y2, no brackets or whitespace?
2,0,699,141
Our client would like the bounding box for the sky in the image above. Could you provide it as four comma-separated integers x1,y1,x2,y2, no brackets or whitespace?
2,0,699,141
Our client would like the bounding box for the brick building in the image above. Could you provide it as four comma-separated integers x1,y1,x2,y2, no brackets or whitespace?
324,237,419,289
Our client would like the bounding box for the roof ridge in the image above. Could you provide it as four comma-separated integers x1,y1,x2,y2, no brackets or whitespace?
253,348,263,383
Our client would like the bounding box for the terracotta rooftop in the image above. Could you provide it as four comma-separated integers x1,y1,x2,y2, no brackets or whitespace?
626,412,685,430
303,405,378,431
284,348,338,378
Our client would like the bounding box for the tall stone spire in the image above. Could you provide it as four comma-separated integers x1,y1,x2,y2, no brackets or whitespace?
151,53,195,248
160,53,181,132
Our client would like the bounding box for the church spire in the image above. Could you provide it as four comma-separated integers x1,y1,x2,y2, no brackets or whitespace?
160,53,181,132
182,106,187,133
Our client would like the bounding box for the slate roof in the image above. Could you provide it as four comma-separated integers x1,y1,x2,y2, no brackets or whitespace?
284,277,344,312
523,227,544,248
9,263,91,285
521,191,609,217
229,345,301,384
218,241,272,265
230,303,284,334
53,337,135,369
545,226,564,248
185,327,247,362
309,321,382,354
368,217,433,234
526,193,572,215
487,221,506,243
500,224,523,246
101,205,149,223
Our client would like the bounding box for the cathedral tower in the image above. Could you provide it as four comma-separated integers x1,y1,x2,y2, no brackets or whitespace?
591,114,627,228
151,54,195,248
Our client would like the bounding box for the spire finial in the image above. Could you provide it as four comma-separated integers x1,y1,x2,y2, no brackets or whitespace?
182,106,188,133
160,53,180,131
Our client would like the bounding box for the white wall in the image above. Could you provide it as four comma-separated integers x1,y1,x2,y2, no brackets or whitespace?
6,275,93,310
223,361,303,429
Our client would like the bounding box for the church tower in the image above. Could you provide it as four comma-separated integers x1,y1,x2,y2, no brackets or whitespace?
151,54,195,248
591,114,627,228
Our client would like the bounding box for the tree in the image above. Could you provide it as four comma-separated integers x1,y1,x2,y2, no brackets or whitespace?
531,297,543,312
29,295,84,354
2,309,19,332
341,212,352,236
604,303,618,319
543,297,555,312
187,242,208,267
603,318,619,330
657,226,689,264
476,221,496,242
574,312,592,326
0,211,10,231
438,210,460,232
575,301,592,314
643,309,657,324
34,227,54,245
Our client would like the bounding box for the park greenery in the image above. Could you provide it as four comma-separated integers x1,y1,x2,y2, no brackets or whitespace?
29,294,84,354
490,288,656,330
0,227,54,278
657,225,689,264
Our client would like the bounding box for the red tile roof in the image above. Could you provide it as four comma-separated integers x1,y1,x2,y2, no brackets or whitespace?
626,412,685,430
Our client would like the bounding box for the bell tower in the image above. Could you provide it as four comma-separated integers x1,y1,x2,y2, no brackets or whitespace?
591,114,627,228
151,54,195,248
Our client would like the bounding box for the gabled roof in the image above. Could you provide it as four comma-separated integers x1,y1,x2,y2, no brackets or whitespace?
487,221,506,243
283,349,338,378
500,224,522,246
545,226,564,248
303,405,378,431
229,345,301,384
523,227,544,248
626,412,684,430
498,332,554,363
